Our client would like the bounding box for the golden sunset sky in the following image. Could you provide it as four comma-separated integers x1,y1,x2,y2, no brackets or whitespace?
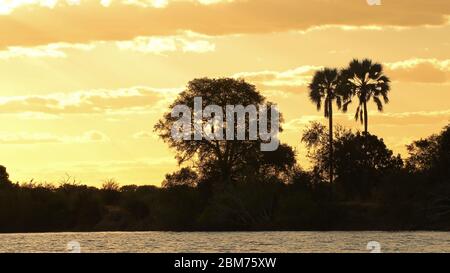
0,0,449,186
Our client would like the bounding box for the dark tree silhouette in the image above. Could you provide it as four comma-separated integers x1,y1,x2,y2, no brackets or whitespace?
301,122,349,183
154,78,283,185
333,131,403,199
406,136,440,173
302,123,403,199
406,124,450,179
301,122,330,180
0,165,12,189
308,68,342,183
340,59,391,134
436,125,450,180
163,167,198,188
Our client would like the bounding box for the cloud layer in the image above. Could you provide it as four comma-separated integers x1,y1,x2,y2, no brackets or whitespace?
285,110,450,132
0,130,109,144
116,34,215,54
386,59,450,83
0,87,178,115
234,59,450,94
1,0,449,48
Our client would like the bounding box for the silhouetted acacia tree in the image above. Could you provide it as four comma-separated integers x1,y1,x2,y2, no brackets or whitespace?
154,78,287,186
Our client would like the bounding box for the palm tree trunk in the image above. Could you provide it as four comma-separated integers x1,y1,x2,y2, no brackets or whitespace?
329,98,333,184
363,101,368,134
362,101,369,199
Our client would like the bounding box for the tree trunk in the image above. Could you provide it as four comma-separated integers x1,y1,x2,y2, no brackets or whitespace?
329,98,333,184
220,163,231,185
363,101,368,134
362,101,369,199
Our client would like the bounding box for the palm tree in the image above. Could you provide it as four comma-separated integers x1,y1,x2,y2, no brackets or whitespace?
308,68,342,184
340,59,391,134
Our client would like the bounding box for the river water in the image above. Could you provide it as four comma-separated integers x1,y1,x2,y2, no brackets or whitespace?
0,231,448,253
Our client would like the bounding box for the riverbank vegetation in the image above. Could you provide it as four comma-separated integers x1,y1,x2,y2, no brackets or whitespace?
1,62,449,232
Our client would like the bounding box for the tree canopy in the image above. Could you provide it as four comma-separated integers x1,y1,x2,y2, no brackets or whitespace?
154,78,291,186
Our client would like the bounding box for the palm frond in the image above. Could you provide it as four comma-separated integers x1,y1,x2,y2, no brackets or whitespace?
373,96,383,111
316,99,321,111
359,108,364,124
354,105,360,121
342,100,352,112
341,59,391,131
309,68,342,118
369,62,383,78
336,96,342,109
382,92,390,104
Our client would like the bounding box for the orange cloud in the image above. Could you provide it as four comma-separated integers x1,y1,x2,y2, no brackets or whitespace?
386,59,450,83
116,34,215,54
1,0,449,48
233,65,321,92
234,59,450,94
0,87,177,115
